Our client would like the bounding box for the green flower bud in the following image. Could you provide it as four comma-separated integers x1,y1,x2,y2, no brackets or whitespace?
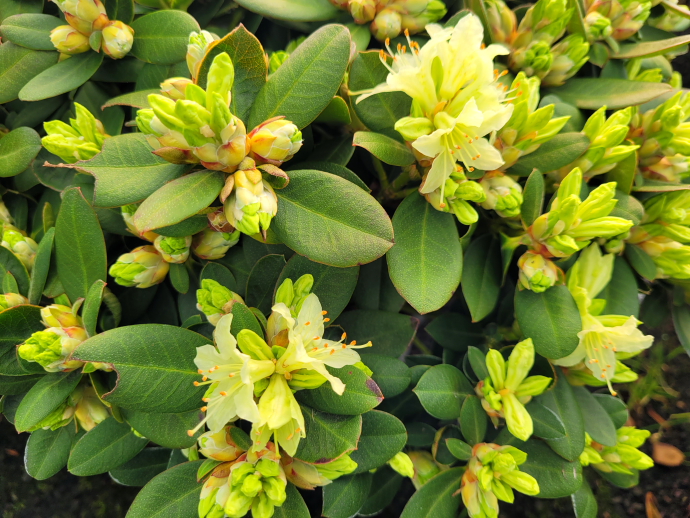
449,198,479,225
187,30,219,80
584,11,613,41
480,173,523,218
73,385,109,431
41,303,82,328
236,329,274,361
268,51,289,74
191,228,240,260
315,454,358,480
2,226,38,271
485,0,517,43
395,116,434,142
518,252,561,292
408,450,441,489
486,350,506,390
153,235,191,264
18,327,87,372
350,0,376,24
240,473,263,498
500,469,540,495
50,25,90,54
248,118,303,164
196,279,245,326
198,426,245,461
55,0,108,35
101,20,134,59
501,392,533,441
388,451,415,478
252,493,275,518
262,476,287,505
0,199,13,226
371,8,403,40
0,293,28,311
224,168,278,237
542,34,590,87
42,103,107,163
515,375,552,397
287,369,328,390
223,487,253,517
544,234,581,257
109,245,170,289
160,77,193,101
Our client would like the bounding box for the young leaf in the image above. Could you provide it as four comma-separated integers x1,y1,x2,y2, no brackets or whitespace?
400,468,464,518
353,131,415,166
24,425,75,480
82,279,106,337
521,169,545,226
14,370,83,432
387,192,463,314
446,438,473,461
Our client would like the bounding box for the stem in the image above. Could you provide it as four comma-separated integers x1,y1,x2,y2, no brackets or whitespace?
371,157,390,191
413,336,432,355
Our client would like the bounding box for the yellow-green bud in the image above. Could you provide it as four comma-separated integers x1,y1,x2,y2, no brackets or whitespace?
371,8,403,40
187,30,219,80
504,338,535,391
248,118,303,164
191,228,240,260
388,451,415,478
223,487,253,517
518,252,560,292
42,103,107,163
315,454,358,480
55,0,108,35
109,245,170,289
515,375,552,397
101,20,134,59
73,385,109,431
18,327,87,372
160,77,194,101
236,329,274,361
480,173,523,218
50,25,90,54
198,426,245,461
395,116,434,142
2,226,38,271
350,0,376,23
408,450,440,489
486,349,506,390
224,169,278,237
153,235,191,264
196,279,245,326
0,293,28,311
500,469,540,495
41,304,82,328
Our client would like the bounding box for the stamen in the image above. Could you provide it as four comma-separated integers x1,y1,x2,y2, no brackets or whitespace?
305,322,311,326
322,310,328,315
324,318,331,322
330,349,336,355
350,340,357,345
341,332,347,340
219,391,227,396
202,376,208,381
201,406,207,411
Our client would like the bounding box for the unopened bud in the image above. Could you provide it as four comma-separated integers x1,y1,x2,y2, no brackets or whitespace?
109,245,169,289
518,252,560,292
50,25,90,54
160,77,194,100
371,8,403,40
153,235,191,264
248,119,303,164
196,279,245,325
389,451,415,478
187,30,219,80
2,226,38,271
101,20,134,59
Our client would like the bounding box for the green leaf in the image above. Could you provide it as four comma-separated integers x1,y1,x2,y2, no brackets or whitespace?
625,244,657,281
67,133,190,208
334,310,418,358
414,364,473,420
294,407,361,464
521,169,545,226
459,395,487,445
132,170,224,234
105,0,134,24
673,303,690,357
446,438,473,461
0,43,57,103
0,13,62,50
245,254,286,315
525,400,567,439
601,257,639,318
387,192,463,314
125,460,204,518
352,131,415,166
360,355,410,398
109,447,171,487
0,126,41,178
0,305,44,376
606,153,637,194
295,365,383,415
315,95,351,125
0,244,30,297
515,286,581,360
598,468,639,488
614,34,690,58
348,51,411,139
290,161,370,192
28,226,54,305
425,313,484,353
230,302,263,338
572,386,617,447
0,373,43,394
25,425,75,480
123,408,201,449
234,0,339,21
609,189,644,225
82,279,106,337
400,468,464,518
405,421,437,447
248,24,350,130
200,262,236,291
0,0,43,22
545,79,672,110
73,325,208,413
510,133,590,176
462,235,502,322
322,473,372,518
103,89,159,110
572,482,598,518
359,467,404,516
168,263,190,295
274,484,311,518
68,417,148,476
277,253,359,322
272,170,394,267
592,394,629,428
196,25,266,123
536,371,586,461
518,439,583,498
55,187,107,302
14,370,82,432
350,410,406,473
19,51,103,101
130,11,200,65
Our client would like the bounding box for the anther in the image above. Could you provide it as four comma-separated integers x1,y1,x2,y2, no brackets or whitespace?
324,318,331,322
219,391,227,396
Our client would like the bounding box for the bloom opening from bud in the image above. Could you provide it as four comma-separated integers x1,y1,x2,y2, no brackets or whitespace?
109,245,170,289
18,327,87,372
42,103,108,164
2,225,38,271
196,279,245,326
50,25,91,55
101,20,134,59
248,118,303,165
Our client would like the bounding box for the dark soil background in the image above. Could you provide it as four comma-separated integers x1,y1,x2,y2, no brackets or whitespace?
3,36,690,518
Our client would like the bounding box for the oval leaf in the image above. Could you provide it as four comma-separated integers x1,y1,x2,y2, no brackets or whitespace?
400,467,464,518
510,133,589,176
25,425,75,480
19,51,104,101
130,10,200,65
462,234,502,322
413,364,473,420
0,43,58,103
294,407,362,464
546,79,672,110
350,410,407,473
14,370,82,432
353,131,415,166
234,0,339,21
0,13,62,50
0,126,41,178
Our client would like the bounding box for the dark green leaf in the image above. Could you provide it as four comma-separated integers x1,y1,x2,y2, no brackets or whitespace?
350,410,406,473
462,235,502,322
459,395,487,445
130,11,200,65
387,192,463,314
168,263,190,295
290,161,370,192
19,51,103,101
0,43,57,104
0,13,62,50
353,131,415,166
606,154,637,194
294,407,361,464
82,279,106,337
521,169,545,226
526,400,567,439
609,189,644,225
73,325,208,413
245,254,286,315
25,425,75,480
673,303,690,357
425,313,483,353
360,355,410,398
335,310,418,358
322,473,372,518
0,373,42,394
515,286,581,359
28,226,54,305
359,467,403,517
519,439,583,498
274,484,311,518
248,24,350,129
0,247,30,297
0,126,41,178
545,79,672,110
413,364,473,420
15,370,82,432
400,468,464,518
200,262,236,291
446,438,473,461
601,257,639,317
0,305,44,375
109,447,171,487
122,408,201,449
352,257,404,312
230,302,263,337
625,244,657,281
234,0,339,20
572,386,617,447
55,187,107,302
592,394,629,428
510,133,590,176
572,481,598,518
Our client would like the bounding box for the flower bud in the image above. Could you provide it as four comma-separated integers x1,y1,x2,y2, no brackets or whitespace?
395,116,434,142
160,77,193,101
248,119,303,164
18,327,87,372
315,454,358,480
486,350,506,390
515,375,552,397
518,252,560,292
101,20,134,59
500,469,540,495
584,11,613,41
41,304,82,328
224,168,278,237
371,8,403,40
196,279,245,325
50,25,90,54
153,235,192,264
388,451,415,478
55,0,108,35
109,245,170,289
223,487,253,517
187,30,219,80
121,204,158,242
0,293,28,311
480,173,523,218
192,228,240,260
42,103,108,163
2,226,38,271
486,0,517,43
408,450,440,489
542,34,590,87
448,198,479,225
73,385,109,431
350,0,376,23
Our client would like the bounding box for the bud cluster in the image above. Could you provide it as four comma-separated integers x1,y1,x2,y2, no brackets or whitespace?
423,167,488,225
2,224,38,271
282,453,358,489
582,0,651,49
329,0,447,40
580,427,654,474
460,443,540,518
42,103,108,164
476,339,551,441
26,382,109,432
197,279,245,326
50,0,134,59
